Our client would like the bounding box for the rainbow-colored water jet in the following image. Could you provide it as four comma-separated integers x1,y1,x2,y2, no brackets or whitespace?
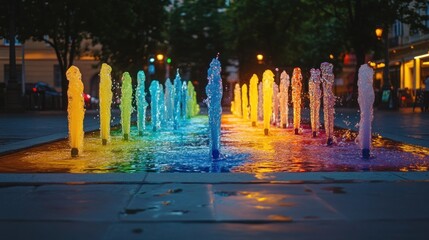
249,74,259,126
66,66,85,157
120,72,133,140
357,64,374,159
321,62,335,145
292,67,302,135
279,71,290,128
309,68,321,137
99,63,112,145
263,70,274,135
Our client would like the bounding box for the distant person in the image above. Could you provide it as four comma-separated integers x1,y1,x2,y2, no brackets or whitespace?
425,75,429,112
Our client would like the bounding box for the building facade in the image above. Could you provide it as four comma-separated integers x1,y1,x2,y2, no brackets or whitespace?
0,39,100,98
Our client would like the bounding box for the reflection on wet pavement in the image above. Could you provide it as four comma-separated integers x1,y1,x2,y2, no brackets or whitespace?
0,114,428,173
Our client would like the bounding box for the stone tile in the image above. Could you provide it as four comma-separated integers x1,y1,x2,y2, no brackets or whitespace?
121,183,215,221
144,173,259,183
318,172,403,181
30,173,147,183
392,172,429,180
0,221,110,240
211,184,345,221
0,184,139,221
105,220,429,240
0,173,35,182
309,182,429,220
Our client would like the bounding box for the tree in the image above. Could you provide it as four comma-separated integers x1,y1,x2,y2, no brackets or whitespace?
222,0,329,83
0,0,102,110
90,0,169,80
168,0,227,99
311,0,429,92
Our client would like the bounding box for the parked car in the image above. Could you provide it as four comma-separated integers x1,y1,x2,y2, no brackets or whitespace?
83,93,99,109
25,82,61,110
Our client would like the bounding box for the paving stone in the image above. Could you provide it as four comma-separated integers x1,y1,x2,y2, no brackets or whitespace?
309,182,429,220
122,183,214,221
0,184,139,221
0,221,110,240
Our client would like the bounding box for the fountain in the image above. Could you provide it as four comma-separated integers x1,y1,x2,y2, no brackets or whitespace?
66,66,85,157
150,80,161,131
272,82,279,126
241,84,249,120
186,81,199,117
291,67,302,135
185,81,194,118
136,70,148,136
3,58,429,174
234,83,242,117
206,57,222,158
263,70,274,135
249,74,259,126
99,63,113,145
173,70,182,129
159,84,166,127
321,62,335,145
258,81,263,121
181,81,188,119
120,72,133,140
279,71,290,128
309,68,322,137
357,64,375,159
164,78,174,122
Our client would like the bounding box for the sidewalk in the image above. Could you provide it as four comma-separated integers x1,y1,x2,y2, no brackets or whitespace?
0,109,121,155
334,107,429,148
0,172,428,239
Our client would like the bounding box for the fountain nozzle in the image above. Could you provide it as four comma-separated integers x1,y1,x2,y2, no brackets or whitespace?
71,148,79,157
252,122,256,127
212,149,220,159
264,128,269,135
294,128,299,135
362,149,370,159
102,139,107,145
124,134,129,141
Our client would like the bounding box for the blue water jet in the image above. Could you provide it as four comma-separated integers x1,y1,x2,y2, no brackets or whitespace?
205,57,222,158
136,70,148,136
173,70,182,129
149,80,161,131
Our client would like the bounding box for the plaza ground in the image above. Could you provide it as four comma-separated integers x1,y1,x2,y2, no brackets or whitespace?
0,107,428,239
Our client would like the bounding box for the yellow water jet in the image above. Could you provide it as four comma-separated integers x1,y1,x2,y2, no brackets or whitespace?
99,63,112,145
66,66,85,157
263,70,274,135
242,84,249,120
249,74,259,126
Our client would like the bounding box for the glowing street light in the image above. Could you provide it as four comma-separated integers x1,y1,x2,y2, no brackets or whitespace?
256,54,264,61
375,27,383,40
156,54,164,62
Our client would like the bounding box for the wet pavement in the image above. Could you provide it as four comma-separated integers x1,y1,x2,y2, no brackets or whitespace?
0,108,428,239
0,172,429,239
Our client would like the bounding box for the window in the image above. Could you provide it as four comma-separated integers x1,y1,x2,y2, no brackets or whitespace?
53,64,61,87
393,20,403,37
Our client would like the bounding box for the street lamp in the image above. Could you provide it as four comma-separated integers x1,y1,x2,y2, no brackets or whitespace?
256,54,264,61
375,26,395,109
156,54,164,62
375,27,383,40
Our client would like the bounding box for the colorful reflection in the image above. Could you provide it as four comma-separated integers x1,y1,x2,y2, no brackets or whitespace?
0,114,428,173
